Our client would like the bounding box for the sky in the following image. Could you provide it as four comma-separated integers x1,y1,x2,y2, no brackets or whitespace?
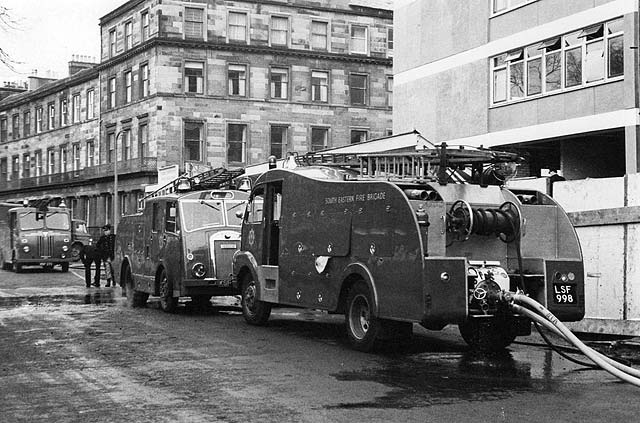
0,0,125,83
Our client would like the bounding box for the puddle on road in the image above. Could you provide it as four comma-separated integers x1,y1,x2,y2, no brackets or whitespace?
0,289,121,308
329,349,557,409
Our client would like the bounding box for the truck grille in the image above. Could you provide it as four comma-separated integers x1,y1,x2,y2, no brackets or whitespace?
38,235,54,258
213,240,237,279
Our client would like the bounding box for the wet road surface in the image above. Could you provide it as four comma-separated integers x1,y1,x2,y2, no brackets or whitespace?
0,267,639,422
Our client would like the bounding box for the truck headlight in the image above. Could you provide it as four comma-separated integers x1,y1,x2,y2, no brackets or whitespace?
62,246,69,252
192,263,207,278
23,246,30,253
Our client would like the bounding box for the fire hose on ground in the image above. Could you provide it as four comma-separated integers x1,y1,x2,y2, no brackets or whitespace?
505,291,640,387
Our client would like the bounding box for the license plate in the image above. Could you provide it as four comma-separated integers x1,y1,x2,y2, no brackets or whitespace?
553,284,577,304
220,243,237,249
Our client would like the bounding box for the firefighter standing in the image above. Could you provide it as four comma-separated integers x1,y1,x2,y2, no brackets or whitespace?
96,224,116,288
79,244,100,288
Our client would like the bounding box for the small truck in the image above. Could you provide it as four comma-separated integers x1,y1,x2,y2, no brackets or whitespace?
113,167,248,311
232,145,585,351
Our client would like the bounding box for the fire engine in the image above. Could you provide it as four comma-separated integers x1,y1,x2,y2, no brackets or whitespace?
232,144,585,351
0,199,73,272
113,167,248,311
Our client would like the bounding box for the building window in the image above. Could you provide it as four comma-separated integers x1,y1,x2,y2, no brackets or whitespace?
23,111,30,137
311,70,328,102
0,158,6,181
22,154,30,178
48,103,55,130
72,94,81,123
72,144,81,171
349,73,368,105
60,145,68,172
86,140,95,167
227,123,247,164
11,155,19,180
12,114,19,140
228,64,247,96
140,63,149,98
184,61,204,94
386,75,393,107
139,124,148,157
350,129,368,144
270,67,289,99
311,127,328,151
350,25,368,54
87,89,95,119
270,16,289,46
270,125,288,159
311,20,328,51
184,7,204,39
109,28,117,57
124,70,132,103
493,0,537,14
184,121,203,162
108,77,116,109
34,150,42,176
36,107,43,133
47,149,55,174
107,132,115,163
228,11,248,43
60,98,68,126
0,118,6,142
141,10,150,42
122,129,131,160
124,20,133,50
387,27,394,53
491,17,624,105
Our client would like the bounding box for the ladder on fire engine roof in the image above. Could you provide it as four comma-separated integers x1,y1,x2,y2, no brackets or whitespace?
294,143,522,185
141,166,245,202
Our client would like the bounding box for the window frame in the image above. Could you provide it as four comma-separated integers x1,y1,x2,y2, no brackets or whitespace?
124,70,133,104
139,63,150,98
72,143,81,171
47,148,55,174
227,122,248,165
60,97,68,126
23,111,30,137
349,73,368,106
86,89,95,119
34,150,42,177
310,126,329,152
12,114,19,140
86,139,95,167
141,10,150,42
269,124,289,159
227,10,249,44
36,107,43,133
109,28,117,58
492,0,539,15
0,117,6,143
350,129,368,144
184,6,205,40
310,19,329,51
184,61,204,95
48,103,55,130
108,77,117,109
269,67,289,100
72,94,81,123
124,19,133,51
228,64,248,97
349,24,368,55
270,15,290,47
311,70,329,103
183,120,203,163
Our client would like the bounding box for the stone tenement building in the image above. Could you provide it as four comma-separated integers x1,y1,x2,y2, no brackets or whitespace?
0,0,393,231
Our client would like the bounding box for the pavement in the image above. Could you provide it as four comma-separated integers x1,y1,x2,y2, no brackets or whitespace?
0,262,639,364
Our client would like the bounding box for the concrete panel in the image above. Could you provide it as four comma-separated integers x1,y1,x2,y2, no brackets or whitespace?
576,226,625,319
553,177,625,212
627,223,640,319
562,89,595,120
627,173,640,206
488,100,539,133
594,81,626,115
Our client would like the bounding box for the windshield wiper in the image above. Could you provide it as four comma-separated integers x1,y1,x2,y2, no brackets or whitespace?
227,201,246,211
199,200,220,211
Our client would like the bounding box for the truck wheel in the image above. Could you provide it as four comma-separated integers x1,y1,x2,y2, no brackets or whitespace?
459,317,516,352
241,275,271,325
345,281,382,352
158,268,178,313
124,265,148,307
61,262,69,272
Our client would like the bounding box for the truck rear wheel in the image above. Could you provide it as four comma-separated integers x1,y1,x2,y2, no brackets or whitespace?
459,317,516,352
345,281,382,352
61,262,69,272
158,268,178,313
241,275,271,325
123,265,148,308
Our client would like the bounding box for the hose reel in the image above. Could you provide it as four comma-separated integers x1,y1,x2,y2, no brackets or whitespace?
447,200,522,243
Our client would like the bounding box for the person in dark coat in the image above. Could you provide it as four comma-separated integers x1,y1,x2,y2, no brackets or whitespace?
79,244,101,288
96,224,116,287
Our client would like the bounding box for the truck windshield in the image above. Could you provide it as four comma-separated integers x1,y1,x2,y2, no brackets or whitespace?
226,200,247,227
181,199,225,231
18,212,45,230
46,212,70,230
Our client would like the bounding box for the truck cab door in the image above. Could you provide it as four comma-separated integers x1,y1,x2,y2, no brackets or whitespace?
144,201,164,282
243,185,265,264
263,182,282,266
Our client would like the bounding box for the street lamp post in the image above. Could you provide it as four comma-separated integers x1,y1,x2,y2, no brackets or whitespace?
113,130,124,234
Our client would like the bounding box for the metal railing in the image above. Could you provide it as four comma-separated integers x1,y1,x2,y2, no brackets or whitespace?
0,157,157,191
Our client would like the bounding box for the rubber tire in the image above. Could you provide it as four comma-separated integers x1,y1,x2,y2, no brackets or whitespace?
61,262,69,272
70,243,82,261
123,265,148,308
158,268,178,313
459,317,516,352
345,281,382,352
241,275,271,325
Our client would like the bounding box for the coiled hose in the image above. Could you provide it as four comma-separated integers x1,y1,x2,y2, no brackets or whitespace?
508,292,640,387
